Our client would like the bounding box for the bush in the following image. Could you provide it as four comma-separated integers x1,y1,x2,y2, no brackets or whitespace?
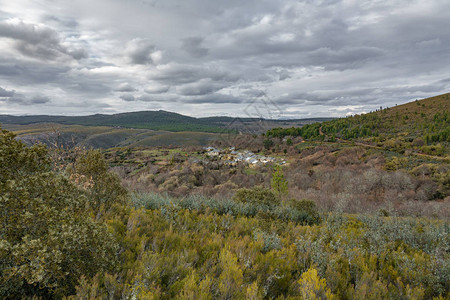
73,150,128,214
289,199,321,225
263,138,274,149
233,187,279,208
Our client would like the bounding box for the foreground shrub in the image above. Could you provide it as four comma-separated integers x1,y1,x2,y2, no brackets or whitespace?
299,268,335,300
0,128,120,298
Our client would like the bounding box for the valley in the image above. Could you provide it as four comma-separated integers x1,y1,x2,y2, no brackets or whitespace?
1,93,449,299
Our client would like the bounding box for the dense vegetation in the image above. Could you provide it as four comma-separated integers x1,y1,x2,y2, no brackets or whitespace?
87,193,447,299
266,93,450,155
1,125,449,299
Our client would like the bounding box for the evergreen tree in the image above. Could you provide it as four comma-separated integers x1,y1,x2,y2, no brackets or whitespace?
271,165,288,200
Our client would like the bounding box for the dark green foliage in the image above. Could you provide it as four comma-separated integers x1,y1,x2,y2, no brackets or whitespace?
263,137,274,149
0,128,122,298
289,199,321,225
131,192,321,226
233,187,279,208
0,129,50,186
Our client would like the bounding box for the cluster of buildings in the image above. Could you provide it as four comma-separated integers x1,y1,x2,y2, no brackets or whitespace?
204,147,286,167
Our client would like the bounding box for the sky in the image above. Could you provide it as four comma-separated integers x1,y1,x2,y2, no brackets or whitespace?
0,0,449,118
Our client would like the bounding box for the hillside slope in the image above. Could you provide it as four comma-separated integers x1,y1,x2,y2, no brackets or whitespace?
267,93,450,146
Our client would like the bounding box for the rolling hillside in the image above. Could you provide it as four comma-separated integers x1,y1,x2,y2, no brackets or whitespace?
267,93,450,145
0,110,227,133
3,123,224,149
0,110,333,134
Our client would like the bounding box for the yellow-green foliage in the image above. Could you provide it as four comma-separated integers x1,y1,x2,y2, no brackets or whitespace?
298,268,335,300
271,165,289,199
218,246,244,299
74,195,448,299
73,149,128,213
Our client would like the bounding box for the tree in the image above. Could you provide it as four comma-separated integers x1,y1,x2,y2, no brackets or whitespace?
271,165,288,200
0,128,120,298
263,138,274,150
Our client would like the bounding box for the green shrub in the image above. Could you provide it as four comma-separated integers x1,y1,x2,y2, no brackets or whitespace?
233,187,279,208
289,199,321,225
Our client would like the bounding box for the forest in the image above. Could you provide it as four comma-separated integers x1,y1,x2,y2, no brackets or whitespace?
1,95,449,299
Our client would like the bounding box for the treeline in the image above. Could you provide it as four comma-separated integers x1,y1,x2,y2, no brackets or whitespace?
266,115,381,141
423,112,450,144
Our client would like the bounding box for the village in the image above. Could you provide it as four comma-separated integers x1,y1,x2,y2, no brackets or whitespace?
204,146,286,167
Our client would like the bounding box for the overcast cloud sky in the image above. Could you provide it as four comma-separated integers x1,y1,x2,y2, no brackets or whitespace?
0,0,449,118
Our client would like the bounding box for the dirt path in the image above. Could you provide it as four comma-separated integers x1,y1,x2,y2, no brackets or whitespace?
319,126,324,136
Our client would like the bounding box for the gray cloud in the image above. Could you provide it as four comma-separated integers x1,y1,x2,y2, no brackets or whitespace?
0,57,70,85
149,63,239,86
30,95,51,104
115,83,137,92
177,79,226,96
45,15,79,29
305,47,385,70
144,85,170,94
184,93,243,104
137,93,178,102
125,38,157,65
0,19,87,61
181,37,208,58
120,94,135,102
1,92,51,105
0,87,15,97
1,0,450,116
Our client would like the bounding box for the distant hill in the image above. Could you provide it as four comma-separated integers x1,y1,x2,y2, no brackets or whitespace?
0,110,333,134
266,93,450,146
0,110,334,148
2,123,227,149
0,110,227,133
